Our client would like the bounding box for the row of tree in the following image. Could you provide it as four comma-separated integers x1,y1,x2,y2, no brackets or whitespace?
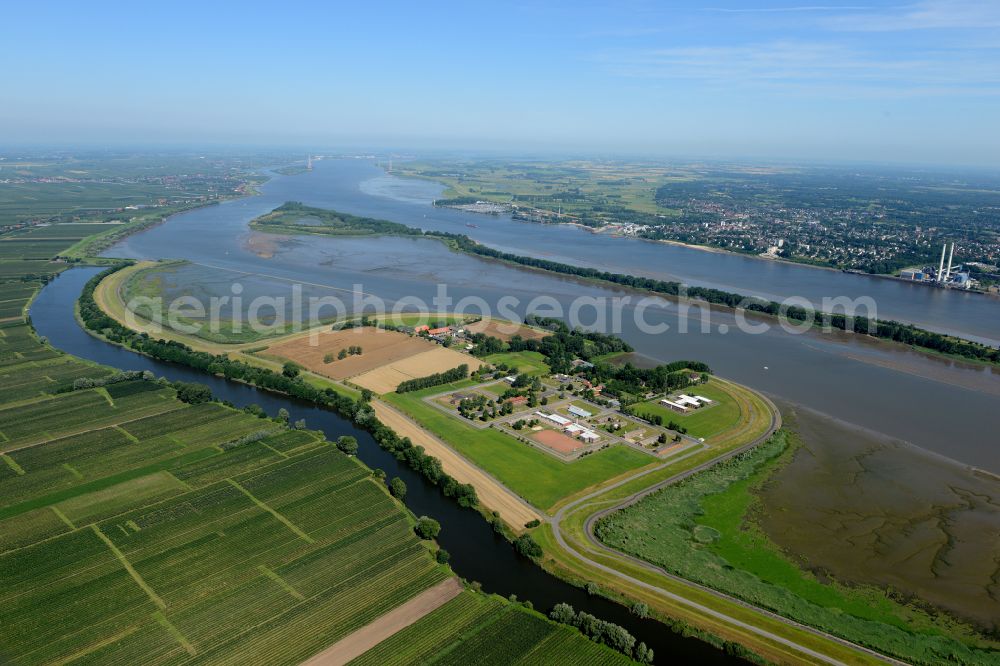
396,364,469,393
549,603,653,663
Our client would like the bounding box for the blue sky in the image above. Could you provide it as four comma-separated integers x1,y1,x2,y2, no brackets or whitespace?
3,1,999,165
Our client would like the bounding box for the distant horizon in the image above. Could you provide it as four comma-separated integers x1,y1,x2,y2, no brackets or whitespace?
4,142,1000,175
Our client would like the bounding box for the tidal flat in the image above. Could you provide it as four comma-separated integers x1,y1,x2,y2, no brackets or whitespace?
760,402,1000,633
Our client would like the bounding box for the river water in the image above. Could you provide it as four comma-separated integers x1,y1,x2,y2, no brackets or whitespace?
106,159,1000,473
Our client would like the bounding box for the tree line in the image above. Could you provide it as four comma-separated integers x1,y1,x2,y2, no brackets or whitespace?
429,231,999,364
396,364,469,393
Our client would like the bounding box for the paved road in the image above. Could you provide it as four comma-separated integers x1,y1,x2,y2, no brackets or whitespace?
548,384,909,666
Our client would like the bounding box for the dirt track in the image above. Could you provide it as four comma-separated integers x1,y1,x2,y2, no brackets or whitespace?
300,578,463,666
371,401,542,529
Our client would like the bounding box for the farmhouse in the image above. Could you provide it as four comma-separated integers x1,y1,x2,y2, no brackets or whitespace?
428,326,452,336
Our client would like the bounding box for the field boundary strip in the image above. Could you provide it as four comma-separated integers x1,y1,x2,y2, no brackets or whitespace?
257,564,305,601
90,524,167,610
300,578,463,666
49,506,77,530
225,478,316,544
153,610,197,656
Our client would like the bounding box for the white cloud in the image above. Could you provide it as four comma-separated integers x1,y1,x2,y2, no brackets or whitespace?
593,40,1000,97
828,0,1000,31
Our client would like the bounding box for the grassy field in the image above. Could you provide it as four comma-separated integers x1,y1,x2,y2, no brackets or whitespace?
632,381,741,439
350,590,631,665
384,386,653,511
484,350,550,376
595,433,1000,665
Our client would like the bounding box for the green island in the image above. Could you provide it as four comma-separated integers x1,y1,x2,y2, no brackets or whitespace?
248,202,1000,365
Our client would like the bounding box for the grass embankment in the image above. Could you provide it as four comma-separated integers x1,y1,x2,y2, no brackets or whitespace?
595,433,1000,665
384,384,654,512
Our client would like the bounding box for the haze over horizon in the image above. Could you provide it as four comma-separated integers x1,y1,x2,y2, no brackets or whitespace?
4,0,1000,166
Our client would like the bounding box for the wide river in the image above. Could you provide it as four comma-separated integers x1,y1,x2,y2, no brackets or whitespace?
106,159,1000,473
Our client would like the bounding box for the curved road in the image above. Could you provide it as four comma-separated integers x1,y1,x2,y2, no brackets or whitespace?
549,387,909,666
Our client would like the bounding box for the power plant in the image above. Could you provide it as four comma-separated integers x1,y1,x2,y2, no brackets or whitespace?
901,242,975,289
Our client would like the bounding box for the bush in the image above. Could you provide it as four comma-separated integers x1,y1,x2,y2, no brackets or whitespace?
174,381,212,404
550,603,576,624
524,519,541,529
436,548,450,564
414,516,441,540
336,435,359,456
389,477,407,500
513,534,542,559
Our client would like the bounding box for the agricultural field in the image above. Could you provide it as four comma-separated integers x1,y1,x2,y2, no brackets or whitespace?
351,590,632,665
352,347,481,394
0,444,452,665
385,385,653,511
264,326,481,394
595,433,1000,666
631,380,741,439
265,327,436,380
0,287,456,664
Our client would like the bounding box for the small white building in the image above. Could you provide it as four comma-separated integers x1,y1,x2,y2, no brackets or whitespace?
660,399,689,412
568,405,592,419
535,411,571,427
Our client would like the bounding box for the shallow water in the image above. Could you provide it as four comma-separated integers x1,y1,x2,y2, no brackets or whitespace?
761,402,1000,631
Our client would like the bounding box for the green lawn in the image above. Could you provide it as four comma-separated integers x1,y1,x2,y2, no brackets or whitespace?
384,388,652,511
484,351,550,376
633,381,740,439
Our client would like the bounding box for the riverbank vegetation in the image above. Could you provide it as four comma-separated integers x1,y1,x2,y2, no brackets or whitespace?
595,432,1000,665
